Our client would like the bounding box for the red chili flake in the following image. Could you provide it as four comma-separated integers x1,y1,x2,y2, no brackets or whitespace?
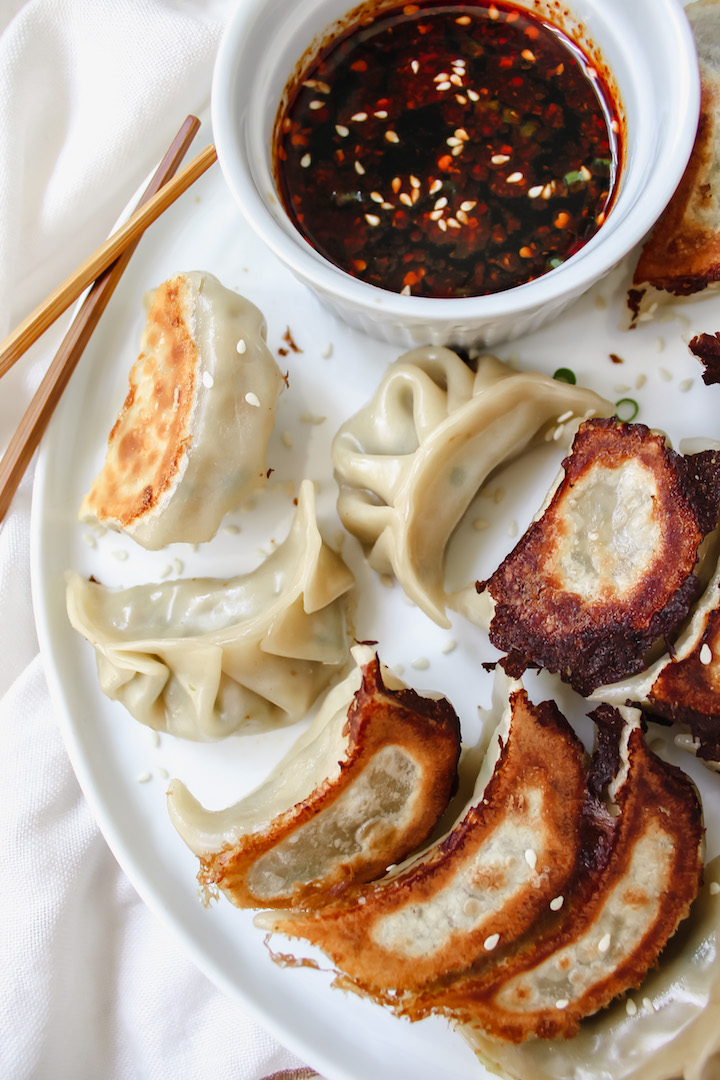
273,0,621,299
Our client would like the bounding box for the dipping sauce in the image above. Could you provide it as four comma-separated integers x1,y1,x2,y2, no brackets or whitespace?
273,0,621,299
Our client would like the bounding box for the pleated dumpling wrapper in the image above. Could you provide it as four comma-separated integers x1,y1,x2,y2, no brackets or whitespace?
259,676,589,988
478,417,720,696
66,480,355,740
167,643,461,909
332,346,612,628
79,271,285,549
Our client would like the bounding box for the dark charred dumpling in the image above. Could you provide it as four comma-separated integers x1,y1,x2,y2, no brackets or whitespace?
167,644,461,909
408,705,704,1044
594,549,720,770
258,679,588,991
478,418,720,696
79,271,285,549
628,0,720,324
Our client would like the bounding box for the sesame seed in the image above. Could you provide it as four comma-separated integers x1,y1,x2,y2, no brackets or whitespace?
555,999,569,1010
370,191,384,203
434,196,448,209
281,431,293,448
335,124,349,137
457,210,470,224
598,933,611,954
136,772,152,784
456,14,471,24
309,100,325,110
456,94,468,104
392,176,402,193
450,73,463,86
300,153,311,168
467,88,479,101
202,370,214,388
491,153,510,164
528,184,544,198
401,284,411,295
385,130,400,143
354,162,366,177
441,639,457,654
507,171,524,183
374,110,388,118
679,378,694,392
452,145,463,156
626,999,637,1017
437,219,447,231
245,392,261,408
710,882,720,895
410,175,421,188
429,179,443,194
643,998,654,1012
484,933,500,951
411,59,419,74
580,165,592,180
321,341,333,358
436,80,451,91
454,127,469,141
381,201,394,209
556,410,574,423
411,187,420,203
521,49,535,61
434,72,450,82
365,213,381,226
236,339,247,354
489,4,499,17
411,656,430,669
351,112,368,121
429,209,444,220
460,200,477,211
447,217,461,228
473,517,491,531
700,643,713,665
550,896,564,911
524,849,537,870
400,192,413,206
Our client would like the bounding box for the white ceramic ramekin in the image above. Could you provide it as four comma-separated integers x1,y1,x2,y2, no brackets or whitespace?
212,0,699,348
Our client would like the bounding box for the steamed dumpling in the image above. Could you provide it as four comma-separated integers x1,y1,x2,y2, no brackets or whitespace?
332,346,612,628
167,643,462,909
79,271,285,549
66,481,355,740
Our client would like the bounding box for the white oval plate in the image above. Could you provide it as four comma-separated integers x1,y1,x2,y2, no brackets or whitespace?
30,140,720,1080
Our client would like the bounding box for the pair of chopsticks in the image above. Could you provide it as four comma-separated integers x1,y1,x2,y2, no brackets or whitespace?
0,115,217,524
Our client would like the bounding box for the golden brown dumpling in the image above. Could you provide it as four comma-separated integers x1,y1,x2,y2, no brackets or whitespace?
167,644,461,909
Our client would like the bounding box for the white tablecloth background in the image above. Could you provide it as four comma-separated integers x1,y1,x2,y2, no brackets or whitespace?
0,3,324,1077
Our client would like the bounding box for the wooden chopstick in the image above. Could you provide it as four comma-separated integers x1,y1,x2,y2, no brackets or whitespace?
0,115,203,525
0,139,216,380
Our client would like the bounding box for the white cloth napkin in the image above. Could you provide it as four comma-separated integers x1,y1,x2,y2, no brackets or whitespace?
0,3,323,1078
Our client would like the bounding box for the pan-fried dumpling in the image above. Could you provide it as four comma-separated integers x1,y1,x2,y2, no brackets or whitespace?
260,678,588,989
593,547,720,770
66,481,355,740
411,705,703,1043
167,643,461,909
79,271,285,549
332,346,612,628
628,0,720,324
478,418,720,696
458,855,720,1080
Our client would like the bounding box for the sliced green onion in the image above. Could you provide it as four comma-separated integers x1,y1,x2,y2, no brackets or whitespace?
553,367,576,384
615,397,639,421
563,169,584,185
